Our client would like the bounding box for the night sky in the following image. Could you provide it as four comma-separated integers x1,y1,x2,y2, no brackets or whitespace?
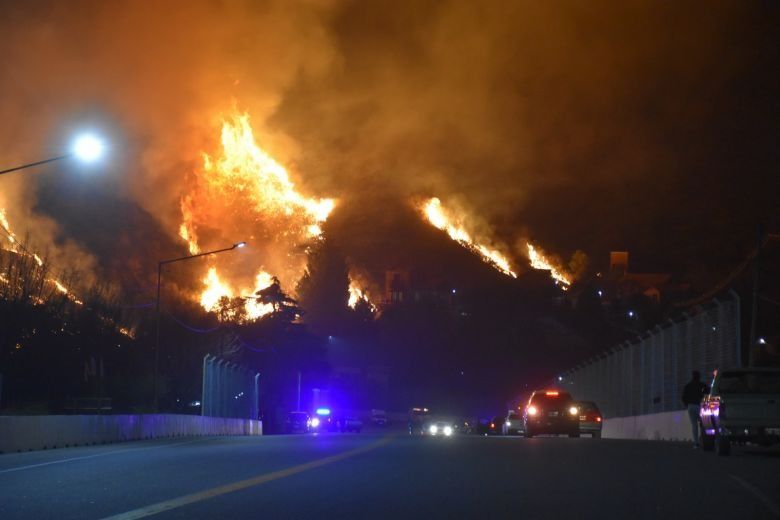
1,0,778,292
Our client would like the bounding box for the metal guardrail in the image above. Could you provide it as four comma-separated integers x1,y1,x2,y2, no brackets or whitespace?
201,355,260,419
562,291,741,418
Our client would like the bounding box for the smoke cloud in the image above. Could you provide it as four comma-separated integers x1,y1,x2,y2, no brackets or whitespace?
1,0,778,295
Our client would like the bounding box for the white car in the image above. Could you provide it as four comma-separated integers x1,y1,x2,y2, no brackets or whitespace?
503,411,524,435
700,368,780,455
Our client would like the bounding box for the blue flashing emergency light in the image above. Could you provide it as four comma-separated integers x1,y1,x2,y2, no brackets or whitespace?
315,407,331,416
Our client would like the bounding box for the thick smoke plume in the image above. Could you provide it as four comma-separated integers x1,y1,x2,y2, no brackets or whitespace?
1,0,778,295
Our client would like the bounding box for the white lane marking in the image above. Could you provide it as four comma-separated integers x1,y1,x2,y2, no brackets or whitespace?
0,438,211,475
730,474,780,518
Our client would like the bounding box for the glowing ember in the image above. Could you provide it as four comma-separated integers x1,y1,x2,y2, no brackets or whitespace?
118,326,136,339
421,197,517,278
52,280,69,294
526,243,571,287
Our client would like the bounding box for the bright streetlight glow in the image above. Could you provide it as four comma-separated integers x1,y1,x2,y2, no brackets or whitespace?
72,134,105,162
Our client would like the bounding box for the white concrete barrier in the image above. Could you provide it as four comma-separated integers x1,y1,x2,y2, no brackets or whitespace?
603,409,692,441
0,414,262,454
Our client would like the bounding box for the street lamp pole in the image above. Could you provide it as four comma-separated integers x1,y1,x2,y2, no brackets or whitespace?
153,242,246,412
0,154,72,176
0,134,105,176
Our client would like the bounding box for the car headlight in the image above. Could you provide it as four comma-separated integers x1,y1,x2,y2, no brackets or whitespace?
429,425,438,435
568,406,579,416
443,426,453,436
527,406,538,416
505,421,511,427
311,417,320,427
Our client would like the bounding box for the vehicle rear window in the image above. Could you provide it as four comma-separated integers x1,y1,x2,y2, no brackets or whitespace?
507,413,521,420
531,393,573,405
719,372,780,394
576,402,599,412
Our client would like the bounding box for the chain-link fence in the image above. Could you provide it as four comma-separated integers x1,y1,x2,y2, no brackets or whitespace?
562,291,741,418
201,354,260,419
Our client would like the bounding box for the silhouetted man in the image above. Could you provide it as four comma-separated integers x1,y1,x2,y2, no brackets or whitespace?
681,370,709,447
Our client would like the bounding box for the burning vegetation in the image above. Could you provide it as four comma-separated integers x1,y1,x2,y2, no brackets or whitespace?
179,112,335,320
419,197,574,287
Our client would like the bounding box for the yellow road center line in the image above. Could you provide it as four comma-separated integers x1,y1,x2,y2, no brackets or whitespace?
101,435,395,520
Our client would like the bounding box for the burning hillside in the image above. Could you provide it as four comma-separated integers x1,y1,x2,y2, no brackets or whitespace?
419,197,573,287
178,112,335,319
0,208,82,305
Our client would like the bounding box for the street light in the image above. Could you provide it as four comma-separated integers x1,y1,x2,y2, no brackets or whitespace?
0,132,106,176
153,242,247,411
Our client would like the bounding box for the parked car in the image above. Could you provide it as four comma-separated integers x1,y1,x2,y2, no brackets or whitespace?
285,411,311,434
408,407,432,435
523,390,580,438
371,409,388,426
700,368,780,455
332,415,363,433
574,401,603,438
503,410,524,435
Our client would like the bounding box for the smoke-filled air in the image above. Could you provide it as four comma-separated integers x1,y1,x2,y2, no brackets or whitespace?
1,0,776,313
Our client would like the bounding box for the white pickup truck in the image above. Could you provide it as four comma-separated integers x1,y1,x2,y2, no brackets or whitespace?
699,368,780,455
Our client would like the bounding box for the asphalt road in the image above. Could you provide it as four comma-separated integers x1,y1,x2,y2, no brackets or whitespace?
1,430,779,520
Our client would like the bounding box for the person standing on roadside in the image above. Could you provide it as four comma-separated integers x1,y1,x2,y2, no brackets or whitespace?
682,370,709,448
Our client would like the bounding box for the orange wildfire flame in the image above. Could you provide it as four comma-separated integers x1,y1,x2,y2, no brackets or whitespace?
0,208,83,304
421,197,517,278
348,277,376,312
200,267,276,320
182,111,334,320
420,197,572,287
526,243,571,287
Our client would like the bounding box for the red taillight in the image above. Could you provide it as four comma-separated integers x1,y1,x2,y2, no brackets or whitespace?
596,417,602,422
527,406,538,416
490,422,495,428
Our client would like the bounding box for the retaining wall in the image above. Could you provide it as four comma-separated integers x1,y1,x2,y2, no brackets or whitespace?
603,409,692,441
0,414,262,454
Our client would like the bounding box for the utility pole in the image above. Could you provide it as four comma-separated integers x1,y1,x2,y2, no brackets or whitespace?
296,370,302,411
748,224,765,367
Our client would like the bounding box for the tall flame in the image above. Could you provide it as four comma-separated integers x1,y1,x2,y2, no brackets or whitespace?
181,111,335,320
421,197,517,278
